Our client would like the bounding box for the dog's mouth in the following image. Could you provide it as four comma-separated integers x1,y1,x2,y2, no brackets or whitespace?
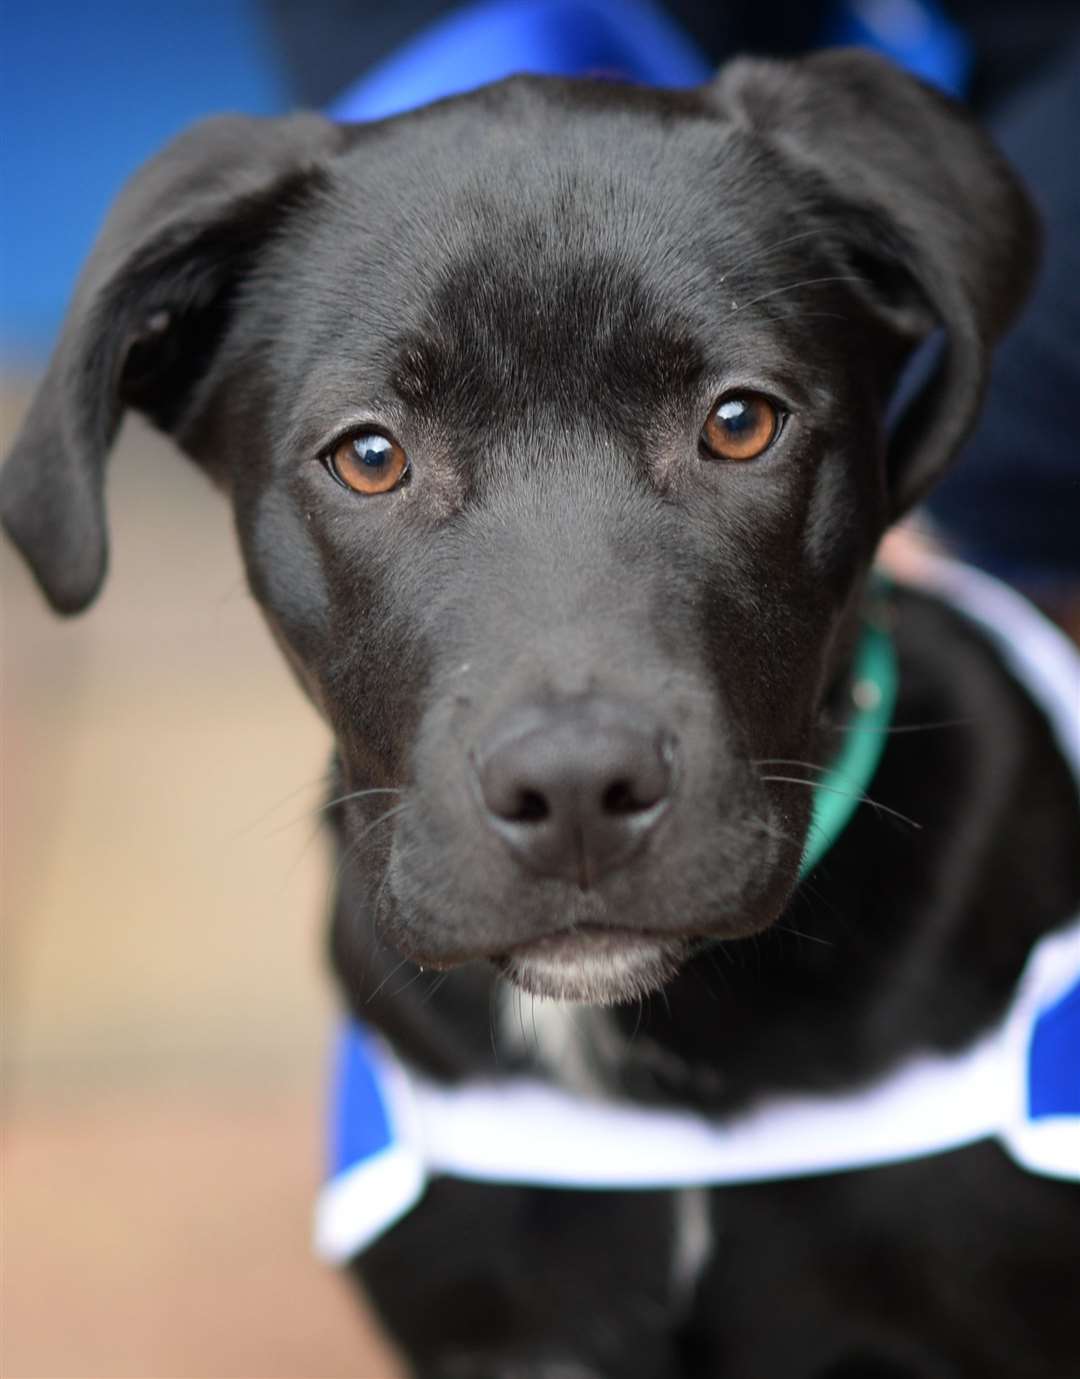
496,925,691,1006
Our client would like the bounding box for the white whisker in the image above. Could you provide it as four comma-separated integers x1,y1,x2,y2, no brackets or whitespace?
757,774,922,831
720,227,826,280
732,274,868,313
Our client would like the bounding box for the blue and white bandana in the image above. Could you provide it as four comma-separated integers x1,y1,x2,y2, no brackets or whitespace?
315,558,1080,1265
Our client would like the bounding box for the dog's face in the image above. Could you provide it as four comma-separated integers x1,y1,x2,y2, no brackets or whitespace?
2,55,1036,1004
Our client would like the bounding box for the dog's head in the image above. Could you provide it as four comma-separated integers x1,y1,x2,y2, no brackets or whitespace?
2,53,1036,1004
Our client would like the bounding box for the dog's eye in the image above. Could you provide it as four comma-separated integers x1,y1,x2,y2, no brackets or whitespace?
326,431,410,495
701,393,781,462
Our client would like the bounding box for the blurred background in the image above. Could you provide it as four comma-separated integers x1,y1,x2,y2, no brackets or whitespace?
2,5,402,1374
3,2,1078,1376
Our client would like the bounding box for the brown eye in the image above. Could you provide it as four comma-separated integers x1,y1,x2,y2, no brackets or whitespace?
701,393,781,461
327,431,410,495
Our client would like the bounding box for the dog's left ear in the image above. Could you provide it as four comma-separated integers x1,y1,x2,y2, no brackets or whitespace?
712,49,1040,519
0,112,346,614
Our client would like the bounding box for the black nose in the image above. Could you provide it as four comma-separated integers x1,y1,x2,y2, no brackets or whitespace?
474,699,674,887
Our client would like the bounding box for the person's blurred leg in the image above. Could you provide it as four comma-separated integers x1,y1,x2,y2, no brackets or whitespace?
927,38,1080,608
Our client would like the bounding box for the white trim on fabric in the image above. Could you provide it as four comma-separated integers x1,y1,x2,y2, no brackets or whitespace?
911,553,1079,775
315,1142,426,1263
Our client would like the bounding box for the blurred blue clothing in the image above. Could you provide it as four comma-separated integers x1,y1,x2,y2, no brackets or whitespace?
330,0,968,123
332,0,712,122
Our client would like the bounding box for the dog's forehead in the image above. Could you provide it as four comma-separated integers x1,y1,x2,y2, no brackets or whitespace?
255,79,835,454
315,79,805,312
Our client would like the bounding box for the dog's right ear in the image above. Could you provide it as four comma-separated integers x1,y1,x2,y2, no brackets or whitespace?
0,112,346,614
710,50,1040,521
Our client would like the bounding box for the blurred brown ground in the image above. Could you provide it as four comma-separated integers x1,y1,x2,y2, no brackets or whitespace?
1,390,404,1377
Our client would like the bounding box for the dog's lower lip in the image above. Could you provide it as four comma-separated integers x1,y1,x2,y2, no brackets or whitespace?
502,923,662,961
496,924,691,1005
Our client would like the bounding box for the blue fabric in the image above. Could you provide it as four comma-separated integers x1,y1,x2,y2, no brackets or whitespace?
330,1024,395,1175
822,0,971,97
330,0,711,124
1029,979,1080,1119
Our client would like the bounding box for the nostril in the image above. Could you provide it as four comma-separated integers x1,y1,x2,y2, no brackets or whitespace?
511,788,550,823
602,778,651,816
599,734,674,817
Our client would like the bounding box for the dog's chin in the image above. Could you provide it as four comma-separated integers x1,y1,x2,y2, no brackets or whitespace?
497,927,691,1006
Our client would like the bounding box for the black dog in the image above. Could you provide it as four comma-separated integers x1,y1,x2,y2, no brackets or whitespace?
4,49,1078,1379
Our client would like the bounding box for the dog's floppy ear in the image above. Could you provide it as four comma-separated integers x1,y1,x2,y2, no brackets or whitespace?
0,112,345,614
712,49,1040,519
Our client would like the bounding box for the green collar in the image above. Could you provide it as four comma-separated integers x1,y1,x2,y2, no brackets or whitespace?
799,587,898,880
